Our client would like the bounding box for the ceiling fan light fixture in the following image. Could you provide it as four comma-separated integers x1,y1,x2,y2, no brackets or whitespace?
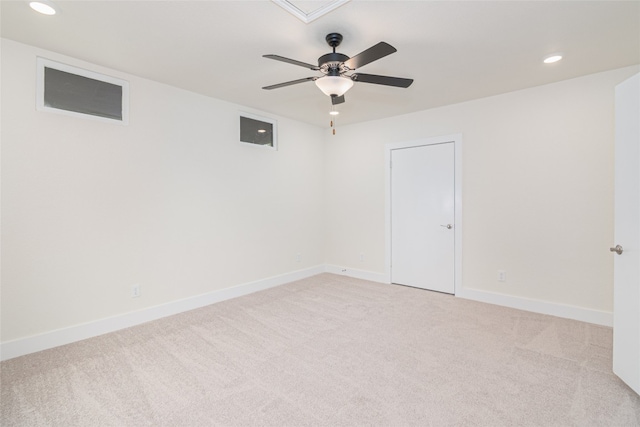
315,76,354,97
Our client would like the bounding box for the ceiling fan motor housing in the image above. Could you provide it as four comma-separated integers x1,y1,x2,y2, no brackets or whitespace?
317,52,350,74
319,33,350,75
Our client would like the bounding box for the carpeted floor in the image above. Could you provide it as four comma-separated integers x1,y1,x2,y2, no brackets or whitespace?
2,273,639,426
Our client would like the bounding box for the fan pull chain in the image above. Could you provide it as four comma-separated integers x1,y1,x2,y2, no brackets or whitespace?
329,104,339,135
330,108,338,135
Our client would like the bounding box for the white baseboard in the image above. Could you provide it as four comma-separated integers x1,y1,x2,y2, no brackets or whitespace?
325,265,612,327
457,287,613,327
323,264,388,283
0,265,325,361
1,265,613,361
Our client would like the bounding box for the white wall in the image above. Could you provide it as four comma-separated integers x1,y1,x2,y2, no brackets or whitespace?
2,35,638,355
1,39,325,343
325,65,639,318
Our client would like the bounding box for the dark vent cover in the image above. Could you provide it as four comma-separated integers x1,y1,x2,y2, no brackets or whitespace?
44,67,123,121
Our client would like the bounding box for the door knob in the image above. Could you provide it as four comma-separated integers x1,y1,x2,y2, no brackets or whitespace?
440,224,453,229
610,245,623,255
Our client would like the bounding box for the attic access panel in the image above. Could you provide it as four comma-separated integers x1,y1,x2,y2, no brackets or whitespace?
239,113,277,150
272,0,350,23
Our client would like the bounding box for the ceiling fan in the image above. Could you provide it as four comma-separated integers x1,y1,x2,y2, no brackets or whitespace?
262,33,413,105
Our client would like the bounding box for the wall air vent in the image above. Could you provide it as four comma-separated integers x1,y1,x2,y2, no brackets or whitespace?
36,58,129,124
239,112,277,150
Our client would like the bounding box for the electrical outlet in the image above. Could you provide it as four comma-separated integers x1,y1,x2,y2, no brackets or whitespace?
497,270,506,282
131,284,141,298
295,253,301,263
359,253,365,262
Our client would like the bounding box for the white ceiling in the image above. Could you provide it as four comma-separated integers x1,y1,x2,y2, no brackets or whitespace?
2,0,639,128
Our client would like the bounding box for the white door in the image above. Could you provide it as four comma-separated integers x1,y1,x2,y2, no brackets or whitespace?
391,142,455,293
613,73,640,395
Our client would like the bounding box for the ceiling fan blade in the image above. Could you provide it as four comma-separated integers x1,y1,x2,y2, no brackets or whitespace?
351,73,413,88
343,42,397,70
263,54,320,70
262,77,317,90
331,95,345,105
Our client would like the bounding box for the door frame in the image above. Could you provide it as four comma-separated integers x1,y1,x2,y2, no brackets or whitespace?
384,134,463,294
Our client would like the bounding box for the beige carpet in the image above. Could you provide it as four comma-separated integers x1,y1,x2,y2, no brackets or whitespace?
2,273,639,426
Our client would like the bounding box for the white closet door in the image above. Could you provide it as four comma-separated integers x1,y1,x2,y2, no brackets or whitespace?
613,73,640,396
391,142,455,293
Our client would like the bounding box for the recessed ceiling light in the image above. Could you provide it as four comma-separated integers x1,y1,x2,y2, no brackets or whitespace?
29,1,57,15
329,111,340,116
543,54,563,64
